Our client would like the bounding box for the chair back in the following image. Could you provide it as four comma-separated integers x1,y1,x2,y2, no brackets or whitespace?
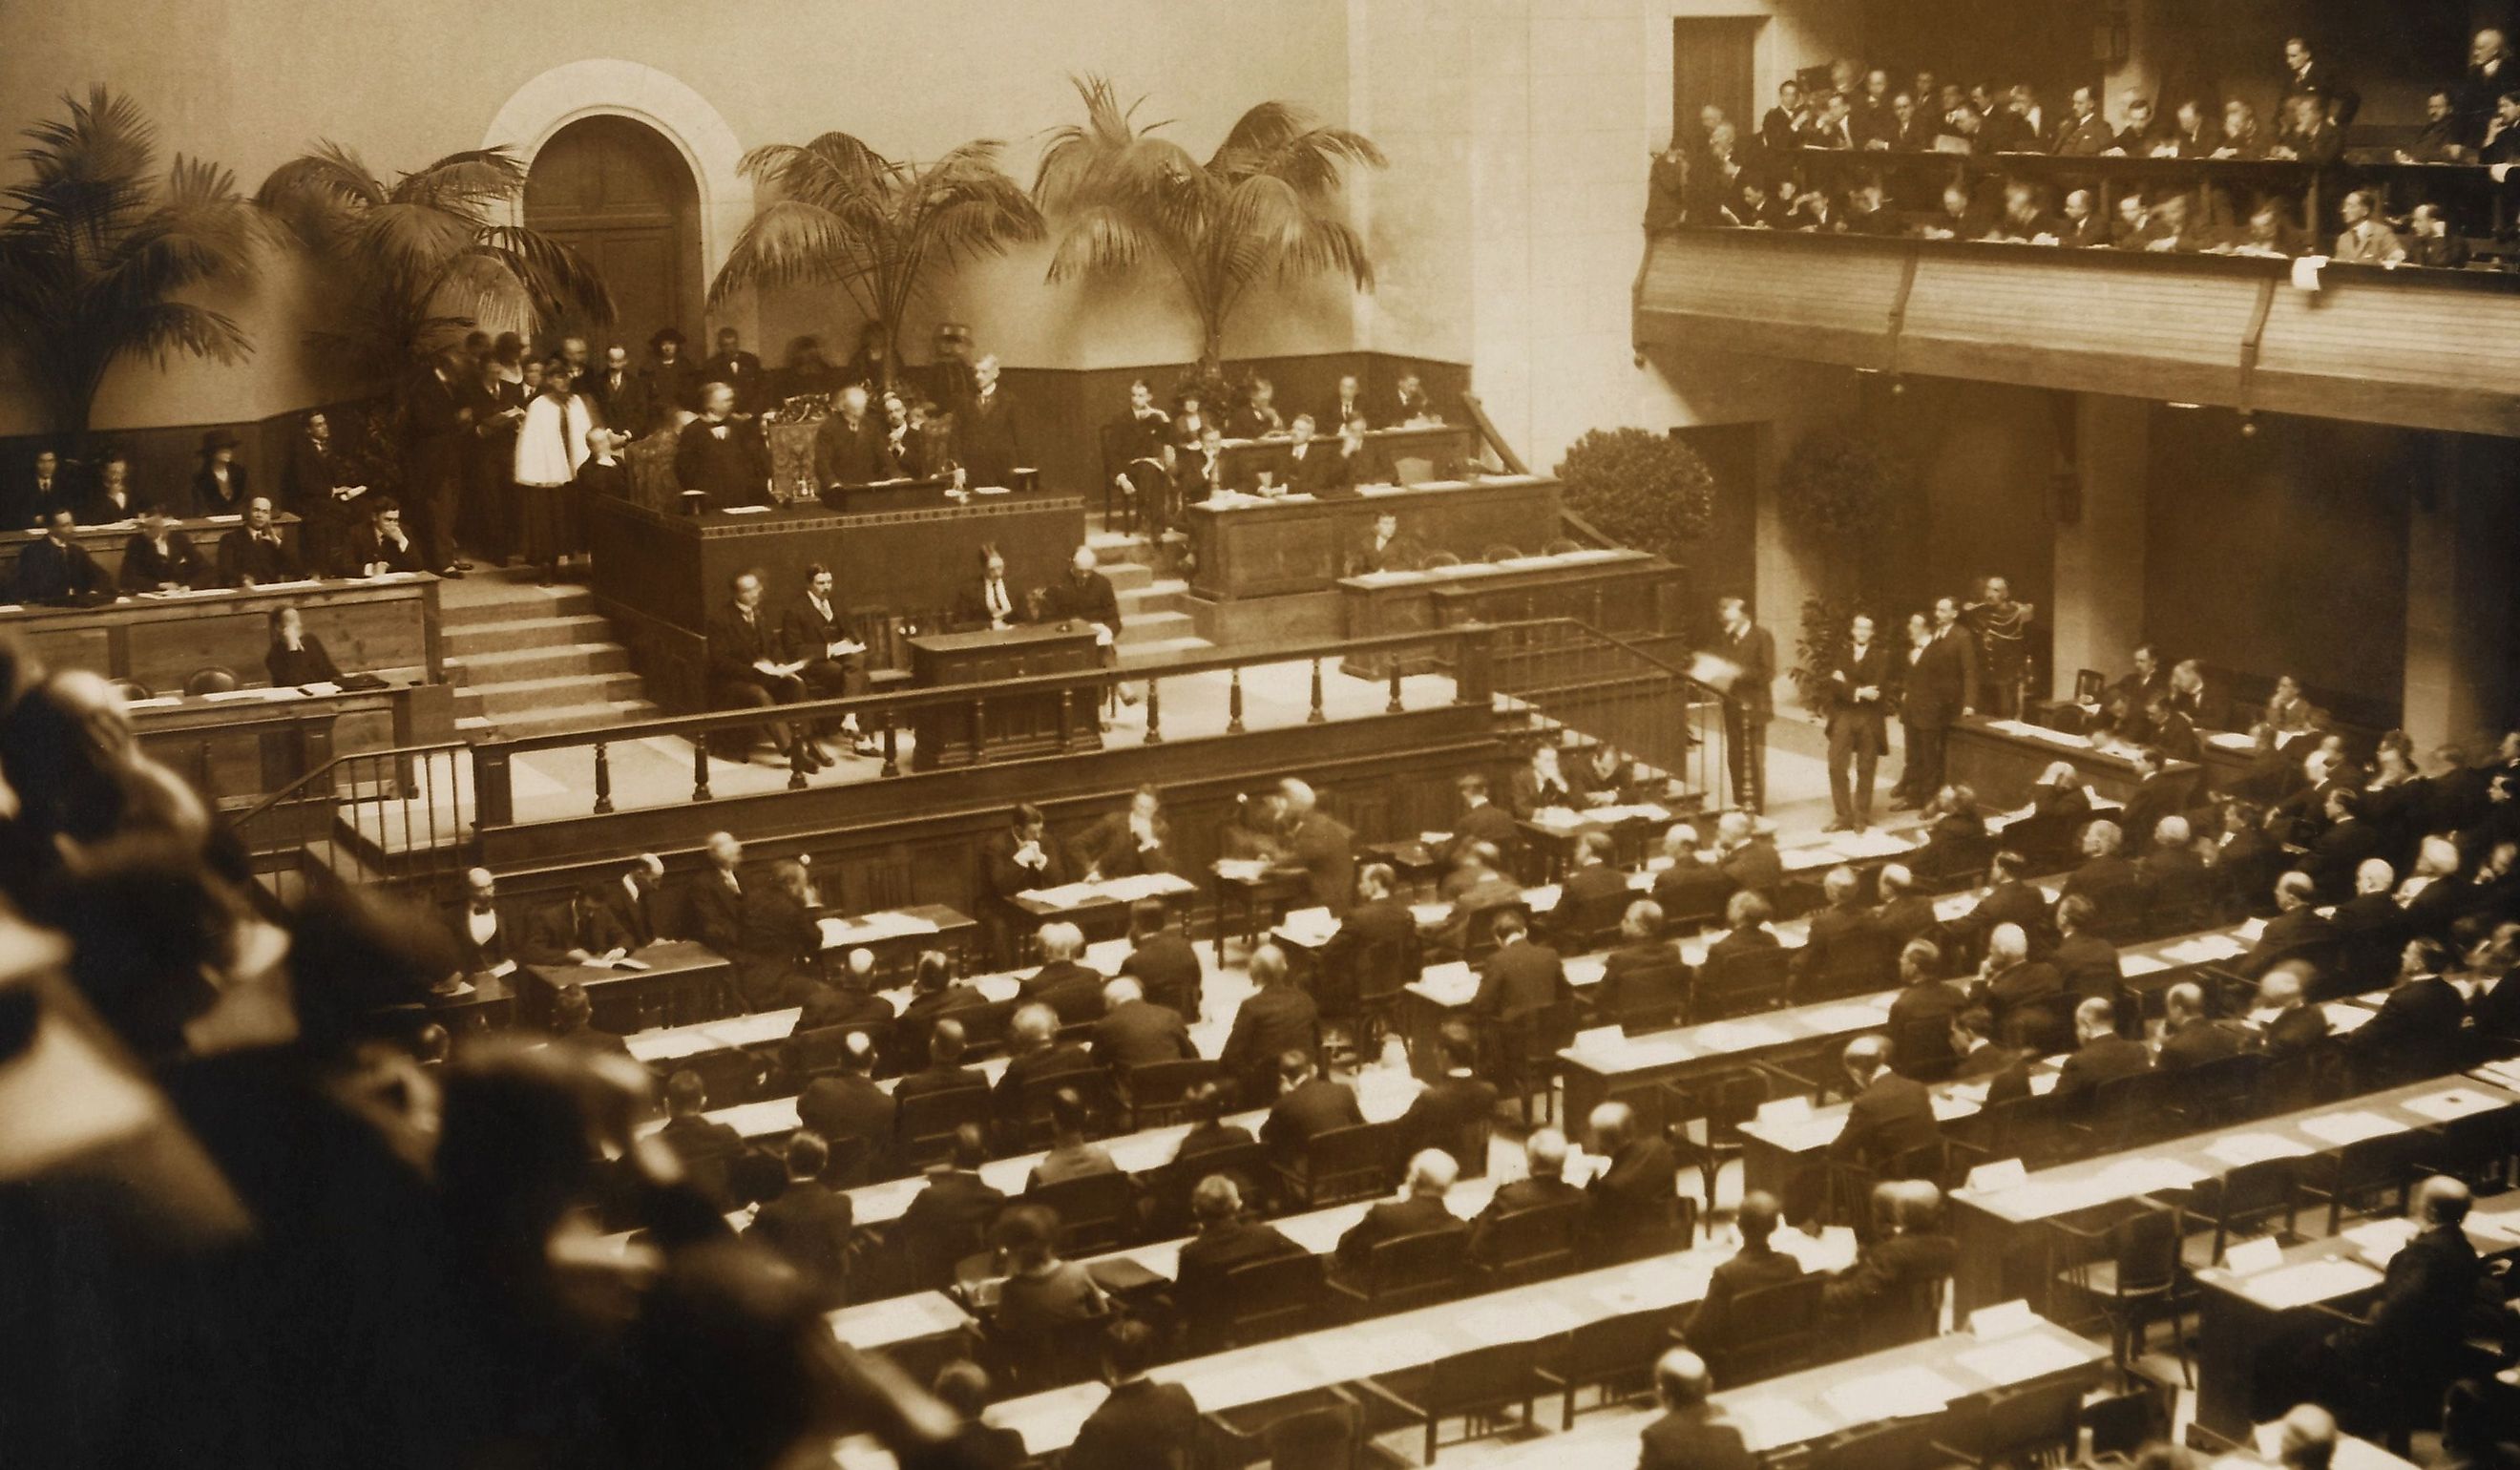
1358,1226,1470,1312
1420,550,1461,569
1418,1339,1537,1415
1693,945,1793,1021
1976,1377,2086,1466
1712,1271,1823,1385
954,998,1018,1058
1354,933,1421,1004
1811,1416,1930,1470
1611,958,1690,1032
184,666,240,697
1480,543,1522,563
1015,1067,1121,1148
1292,1121,1406,1206
1222,1250,1327,1346
1806,926,1905,1002
2088,1068,2180,1151
2174,1050,2264,1129
2000,812,2080,875
1480,1197,1587,1285
1542,538,1585,556
1392,454,1437,485
1155,1140,1274,1228
1124,1058,1221,1128
1914,832,1998,892
1261,1399,1360,1469
893,1081,993,1168
675,1045,775,1109
1025,1169,1138,1255
2110,1202,2184,1293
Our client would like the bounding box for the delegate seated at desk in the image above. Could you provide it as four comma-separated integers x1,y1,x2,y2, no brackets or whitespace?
952,544,1025,633
219,496,301,587
1349,511,1424,575
265,607,346,687
12,509,113,605
118,507,208,594
348,498,424,577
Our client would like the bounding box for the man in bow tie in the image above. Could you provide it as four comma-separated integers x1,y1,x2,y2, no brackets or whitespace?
674,383,771,511
950,353,1025,490
956,544,1025,632
218,496,301,587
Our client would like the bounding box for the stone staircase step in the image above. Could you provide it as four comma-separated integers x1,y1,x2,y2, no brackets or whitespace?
1101,559,1153,594
455,671,646,719
459,698,662,741
445,640,632,686
443,613,617,657
1117,609,1198,647
438,578,595,625
1116,635,1218,668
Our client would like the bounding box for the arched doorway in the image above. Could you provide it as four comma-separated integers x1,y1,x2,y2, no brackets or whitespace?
524,116,704,354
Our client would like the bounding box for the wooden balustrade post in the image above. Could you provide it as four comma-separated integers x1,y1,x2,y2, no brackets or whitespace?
971,696,989,763
788,733,811,790
1457,627,1495,705
1227,666,1246,734
692,737,713,803
1143,679,1163,744
593,742,614,814
1388,662,1405,715
880,710,899,778
1308,658,1327,724
472,747,514,828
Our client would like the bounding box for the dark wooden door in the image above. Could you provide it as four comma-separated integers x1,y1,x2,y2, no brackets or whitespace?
1671,15,1765,146
523,116,703,353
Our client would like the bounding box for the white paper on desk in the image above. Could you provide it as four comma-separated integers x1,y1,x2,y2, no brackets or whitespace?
2224,1235,2286,1274
1691,1018,1790,1051
2247,1257,2381,1309
2325,1004,2376,1035
1822,1366,1962,1422
1464,1297,1583,1345
1727,1396,1836,1453
2204,730,2258,751
124,695,182,708
1930,1092,1980,1123
488,958,516,978
1171,1357,1308,1406
631,1029,715,1061
1211,858,1269,883
298,681,342,696
2205,1132,2315,1167
2028,1070,2061,1096
1799,1001,1892,1035
720,505,772,514
2096,1156,2209,1194
1957,1332,2089,1387
2474,1059,2520,1092
1409,902,1451,927
2298,1109,2397,1145
1966,1159,2028,1193
1572,1024,1629,1057
1756,1095,1814,1126
203,688,266,702
2401,1087,2502,1123
1018,883,1103,909
2290,255,2327,290
2342,1218,2417,1266
1102,872,1194,901
1967,1299,2036,1338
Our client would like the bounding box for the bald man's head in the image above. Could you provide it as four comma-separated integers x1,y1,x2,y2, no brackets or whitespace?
1987,923,2027,965
1589,1101,1635,1150
2276,1403,2336,1470
1653,1348,1712,1410
1842,1034,1889,1082
1524,1127,1568,1180
2415,1173,2471,1228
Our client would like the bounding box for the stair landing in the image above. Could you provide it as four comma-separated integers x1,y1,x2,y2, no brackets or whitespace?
439,569,660,740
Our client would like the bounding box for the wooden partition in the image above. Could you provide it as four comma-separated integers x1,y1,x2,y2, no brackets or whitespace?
1,512,303,586
1,574,441,696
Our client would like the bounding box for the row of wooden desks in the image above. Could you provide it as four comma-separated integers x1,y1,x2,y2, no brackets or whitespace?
2191,1188,2520,1441
3,571,442,695
1946,715,2208,811
832,1226,1859,1467
1946,1072,2520,1314
131,677,455,808
1212,422,1482,490
1336,548,1684,679
1186,472,1562,601
0,511,304,583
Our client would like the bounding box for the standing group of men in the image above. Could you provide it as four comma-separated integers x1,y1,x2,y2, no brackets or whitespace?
1712,578,2033,828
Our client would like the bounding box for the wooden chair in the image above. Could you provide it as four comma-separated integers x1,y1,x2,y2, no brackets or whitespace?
1023,1169,1138,1256
1121,1058,1219,1129
1350,933,1422,1060
1148,1139,1275,1233
892,1081,993,1169
1354,1339,1544,1463
1542,537,1585,556
1219,1250,1328,1348
1663,1066,1771,1208
1275,1120,1403,1208
1704,1271,1825,1387
1326,1225,1469,1320
1798,926,1905,1003
1536,1309,1674,1428
1933,1377,2087,1468
1599,958,1690,1032
1474,1197,1586,1287
1809,1417,1933,1470
1203,1389,1363,1470
183,665,240,697
1011,1068,1121,1150
787,1021,897,1080
1691,946,1793,1022
2049,1201,2190,1389
1480,543,1522,563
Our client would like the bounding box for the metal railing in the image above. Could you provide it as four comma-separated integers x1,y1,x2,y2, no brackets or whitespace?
229,741,472,890
1484,619,1727,804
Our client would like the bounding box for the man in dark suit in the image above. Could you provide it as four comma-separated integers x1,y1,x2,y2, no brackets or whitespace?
797,948,892,1032
1885,940,1967,1080
601,854,669,952
1948,1007,2032,1102
2348,938,2469,1082
2303,788,2382,903
675,384,770,511
896,1126,1007,1289
2240,872,2341,983
1218,944,1320,1105
698,326,768,416
1558,830,1637,927
811,384,889,487
1466,1128,1586,1264
640,327,702,422
2136,814,2214,916
1279,779,1357,918
981,802,1072,942
1681,1190,1805,1364
779,564,870,751
2048,894,2124,1016
1638,1350,1755,1470
117,507,207,592
1016,921,1107,1026
1702,891,1784,975
1829,1036,1941,1167
681,830,747,956
1334,1147,1467,1274
707,571,816,767
1586,1101,1679,1263
746,1131,853,1306
733,861,821,1013
1712,811,1783,898
2250,967,2333,1059
1824,613,1891,831
1118,898,1204,1019
1070,786,1172,880
1712,596,1776,813
2152,981,2244,1072
1962,850,2054,956
1320,863,1418,1017
398,350,471,576
795,1031,896,1182
952,544,1025,633
1065,1321,1200,1470
446,867,519,980
2062,820,2143,931
547,981,631,1060
2323,1177,2480,1408
1651,827,1734,929
1321,374,1365,439
1795,867,1882,990
2280,35,2360,128
1900,598,1980,808
2118,748,2187,856
1172,1174,1304,1353
655,1069,747,1210
216,496,299,587
10,446,74,530
1397,1025,1500,1168
1444,773,1521,871
1045,544,1123,642
950,354,1024,488
12,508,110,604
585,343,652,435
1090,976,1194,1070
1260,1051,1365,1160
2052,997,2152,1103
1822,1181,1959,1350
1348,509,1425,575
519,882,635,967
1471,910,1567,1024
1971,923,2070,1054
346,496,424,576
893,1018,990,1107
992,1002,1096,1140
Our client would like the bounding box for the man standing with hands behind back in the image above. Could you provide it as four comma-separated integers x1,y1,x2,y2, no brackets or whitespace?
1899,598,1979,810
1710,596,1775,815
1826,613,1890,833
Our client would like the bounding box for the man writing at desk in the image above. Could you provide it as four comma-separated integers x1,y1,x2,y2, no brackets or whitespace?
13,509,112,605
119,506,207,593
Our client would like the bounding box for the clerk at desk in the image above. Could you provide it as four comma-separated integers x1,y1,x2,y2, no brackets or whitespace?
119,506,208,593
953,543,1026,633
12,509,112,605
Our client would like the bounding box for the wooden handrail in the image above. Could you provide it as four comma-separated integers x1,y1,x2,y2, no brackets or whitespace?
1457,392,1530,476
230,740,472,832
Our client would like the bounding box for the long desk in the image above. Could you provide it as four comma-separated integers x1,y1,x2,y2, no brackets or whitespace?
585,493,1085,711
832,1227,1859,1468
1,511,304,584
1946,1074,2520,1314
2191,1190,2520,1441
1944,716,2203,810
1,572,442,695
1215,422,1482,491
1338,548,1680,679
1489,1315,2110,1467
1186,473,1563,601
522,939,733,1034
906,624,1104,770
131,678,455,807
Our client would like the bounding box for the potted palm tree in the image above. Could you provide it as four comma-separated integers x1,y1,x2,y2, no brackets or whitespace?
0,88,264,451
707,133,1042,395
1034,76,1384,373
257,142,614,386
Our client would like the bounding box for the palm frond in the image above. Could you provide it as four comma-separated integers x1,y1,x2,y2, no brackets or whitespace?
390,149,527,215
1040,202,1157,283
113,300,254,369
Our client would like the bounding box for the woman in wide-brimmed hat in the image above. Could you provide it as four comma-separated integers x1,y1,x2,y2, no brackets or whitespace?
190,428,252,518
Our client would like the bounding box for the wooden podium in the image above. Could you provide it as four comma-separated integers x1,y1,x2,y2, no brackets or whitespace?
907,623,1105,770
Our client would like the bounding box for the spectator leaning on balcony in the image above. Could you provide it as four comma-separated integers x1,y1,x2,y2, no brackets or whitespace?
2332,192,2406,266
2216,98,2267,159
2407,205,2470,269
2114,94,2163,156
2052,86,2114,156
2479,91,2520,164
2270,92,2344,167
